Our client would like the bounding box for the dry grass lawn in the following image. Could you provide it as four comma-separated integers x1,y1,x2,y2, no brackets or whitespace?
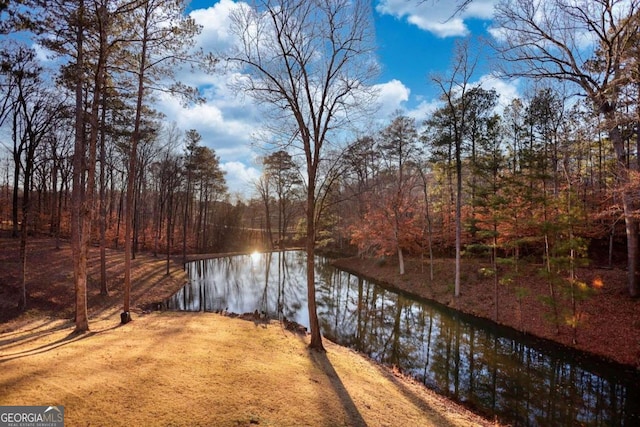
0,236,495,426
0,312,494,427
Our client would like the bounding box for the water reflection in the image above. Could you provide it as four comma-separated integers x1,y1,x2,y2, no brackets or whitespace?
166,252,310,326
165,251,640,426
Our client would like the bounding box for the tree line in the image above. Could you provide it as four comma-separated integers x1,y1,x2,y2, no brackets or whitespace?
0,0,237,330
1,0,638,350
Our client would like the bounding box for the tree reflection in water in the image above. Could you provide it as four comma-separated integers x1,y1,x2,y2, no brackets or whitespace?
165,251,640,427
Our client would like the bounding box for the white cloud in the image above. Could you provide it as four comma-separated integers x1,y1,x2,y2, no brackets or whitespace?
408,16,468,38
190,0,239,53
377,0,497,38
477,73,521,111
407,99,440,124
487,24,506,42
372,79,411,118
222,161,261,197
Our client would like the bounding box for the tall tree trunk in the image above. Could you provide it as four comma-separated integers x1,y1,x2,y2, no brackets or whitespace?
454,139,462,297
99,88,108,296
133,170,143,259
608,113,639,297
182,174,191,264
397,246,405,276
153,180,162,257
115,184,123,249
395,185,405,275
306,178,324,351
55,171,64,249
622,197,639,297
49,156,58,237
262,188,273,249
18,167,30,311
71,0,89,333
166,180,173,276
11,111,20,238
123,4,149,321
202,188,209,250
196,184,203,251
493,226,498,322
419,169,434,281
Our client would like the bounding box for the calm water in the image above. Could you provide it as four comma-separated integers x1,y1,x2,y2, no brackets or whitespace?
164,251,640,426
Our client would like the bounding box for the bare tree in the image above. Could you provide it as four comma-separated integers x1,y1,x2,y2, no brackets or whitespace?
0,44,38,239
0,42,66,310
229,0,378,350
15,80,66,311
254,174,274,249
430,39,478,297
492,0,640,296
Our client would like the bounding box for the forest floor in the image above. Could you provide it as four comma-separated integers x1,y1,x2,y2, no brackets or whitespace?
332,255,640,368
0,235,495,427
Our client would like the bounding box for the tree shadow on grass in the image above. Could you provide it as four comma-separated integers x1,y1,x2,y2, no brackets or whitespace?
372,364,471,427
0,323,121,364
309,349,368,427
0,318,70,348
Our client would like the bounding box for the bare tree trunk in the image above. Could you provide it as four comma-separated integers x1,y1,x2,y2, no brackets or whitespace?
55,170,64,249
306,182,324,351
166,189,172,276
621,194,639,296
49,158,58,237
202,188,209,250
153,180,162,257
608,114,639,297
418,169,434,281
182,174,191,264
11,111,20,238
397,246,405,276
71,0,89,332
18,173,29,311
99,89,108,296
261,183,273,249
454,140,462,297
115,185,123,249
196,184,203,251
123,3,150,322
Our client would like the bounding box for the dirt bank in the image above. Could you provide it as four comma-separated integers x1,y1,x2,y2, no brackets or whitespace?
332,256,640,368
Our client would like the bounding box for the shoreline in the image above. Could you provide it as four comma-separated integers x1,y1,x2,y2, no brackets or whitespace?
331,256,640,369
171,248,640,369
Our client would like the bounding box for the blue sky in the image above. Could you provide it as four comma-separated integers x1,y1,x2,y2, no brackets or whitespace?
156,0,519,197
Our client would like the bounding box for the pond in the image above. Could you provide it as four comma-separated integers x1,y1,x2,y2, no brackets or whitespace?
163,251,640,426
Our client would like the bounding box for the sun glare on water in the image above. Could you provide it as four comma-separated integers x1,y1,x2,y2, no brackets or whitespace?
250,251,261,263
